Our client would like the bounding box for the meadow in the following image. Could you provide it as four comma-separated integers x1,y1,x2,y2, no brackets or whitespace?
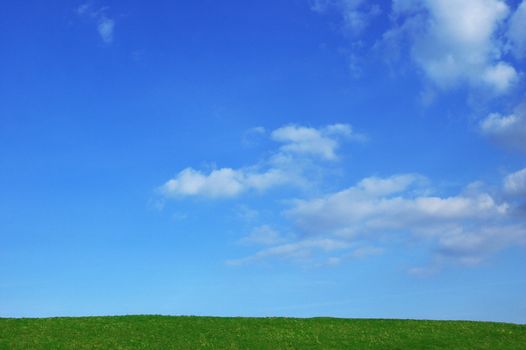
1,315,525,349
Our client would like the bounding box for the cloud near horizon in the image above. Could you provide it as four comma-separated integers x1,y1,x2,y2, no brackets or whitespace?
232,171,526,271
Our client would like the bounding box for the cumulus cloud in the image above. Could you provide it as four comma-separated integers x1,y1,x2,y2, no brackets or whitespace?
480,100,526,153
355,173,425,196
482,62,518,92
160,167,290,198
387,0,517,93
77,3,115,44
286,175,508,238
271,123,355,161
504,168,526,196
160,123,357,199
315,0,525,95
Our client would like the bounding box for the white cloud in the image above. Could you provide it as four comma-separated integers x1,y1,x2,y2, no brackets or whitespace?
287,176,508,238
271,123,354,160
228,172,525,269
508,0,526,59
356,173,425,196
160,167,289,198
275,173,522,269
158,121,524,270
504,168,526,196
160,123,358,199
312,0,524,96
397,0,516,92
482,62,518,93
435,224,526,269
480,101,526,153
97,17,115,44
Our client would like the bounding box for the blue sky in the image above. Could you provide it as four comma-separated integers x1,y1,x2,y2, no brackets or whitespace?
1,0,526,323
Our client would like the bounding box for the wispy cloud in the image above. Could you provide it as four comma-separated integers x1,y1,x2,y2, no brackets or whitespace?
507,0,526,59
97,16,115,44
504,167,526,196
238,225,286,246
311,0,381,35
77,3,115,44
227,238,351,266
241,126,266,147
480,99,526,153
232,171,526,272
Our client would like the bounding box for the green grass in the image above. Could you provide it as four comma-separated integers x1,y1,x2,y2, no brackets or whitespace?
0,315,525,349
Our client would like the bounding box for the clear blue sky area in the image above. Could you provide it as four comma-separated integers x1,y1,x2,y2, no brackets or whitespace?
1,0,525,323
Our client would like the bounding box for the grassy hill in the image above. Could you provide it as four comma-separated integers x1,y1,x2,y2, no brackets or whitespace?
1,315,525,349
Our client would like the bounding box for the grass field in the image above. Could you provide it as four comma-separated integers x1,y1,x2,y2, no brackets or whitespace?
0,315,525,349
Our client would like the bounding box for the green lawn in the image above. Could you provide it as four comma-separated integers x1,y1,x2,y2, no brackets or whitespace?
0,315,524,349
